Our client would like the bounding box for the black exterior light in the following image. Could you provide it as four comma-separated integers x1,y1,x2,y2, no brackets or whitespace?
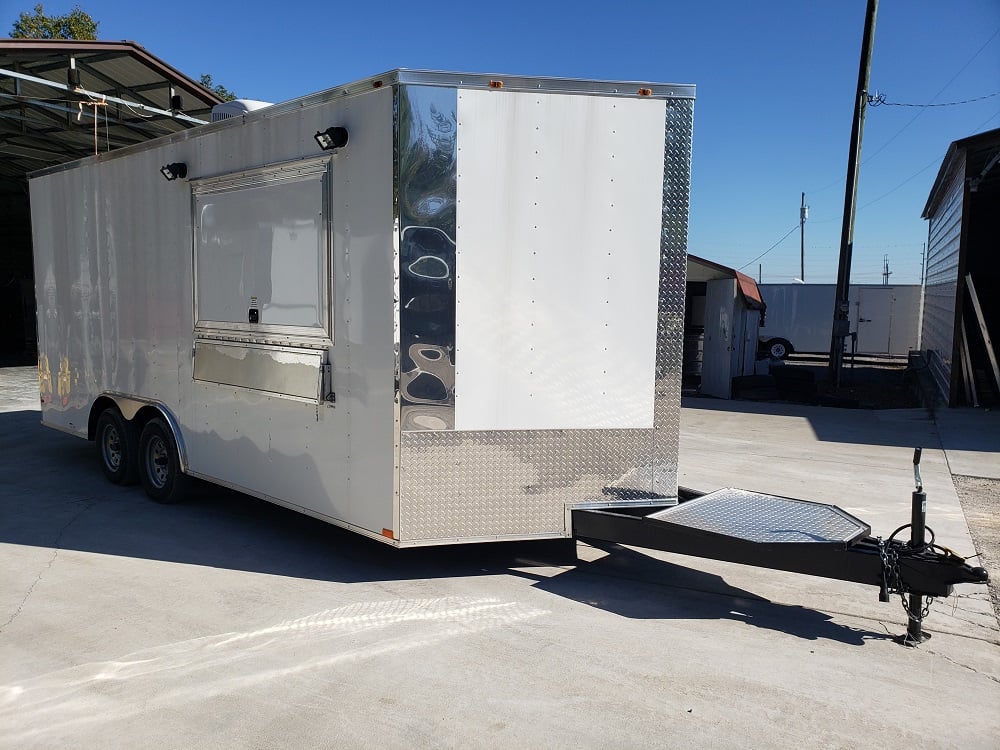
160,162,188,181
67,56,81,88
314,126,349,151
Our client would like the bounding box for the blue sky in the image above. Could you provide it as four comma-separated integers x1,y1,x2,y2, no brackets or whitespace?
6,0,998,284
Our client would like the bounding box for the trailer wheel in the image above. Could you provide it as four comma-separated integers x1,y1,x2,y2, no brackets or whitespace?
139,417,188,504
766,338,792,359
96,408,139,485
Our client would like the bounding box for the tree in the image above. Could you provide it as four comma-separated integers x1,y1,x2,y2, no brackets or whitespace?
10,3,98,40
200,74,237,102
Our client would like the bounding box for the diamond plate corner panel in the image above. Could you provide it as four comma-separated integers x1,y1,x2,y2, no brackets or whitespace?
653,97,694,497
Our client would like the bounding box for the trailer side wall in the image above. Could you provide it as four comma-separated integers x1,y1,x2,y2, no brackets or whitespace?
32,86,398,540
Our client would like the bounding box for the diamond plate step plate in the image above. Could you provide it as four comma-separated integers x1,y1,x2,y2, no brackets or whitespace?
647,488,869,545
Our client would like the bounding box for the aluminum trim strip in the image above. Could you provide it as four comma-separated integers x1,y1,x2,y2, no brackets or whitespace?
189,155,332,193
396,532,568,548
395,70,695,99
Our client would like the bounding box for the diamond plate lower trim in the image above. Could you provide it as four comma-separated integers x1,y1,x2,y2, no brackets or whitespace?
398,429,658,542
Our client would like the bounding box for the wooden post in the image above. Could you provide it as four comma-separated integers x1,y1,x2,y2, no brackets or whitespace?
966,273,1000,394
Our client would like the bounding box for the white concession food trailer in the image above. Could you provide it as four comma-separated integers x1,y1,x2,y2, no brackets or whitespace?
30,70,695,546
29,69,987,640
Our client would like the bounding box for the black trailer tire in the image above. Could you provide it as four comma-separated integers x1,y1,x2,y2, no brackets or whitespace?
138,417,188,504
96,408,139,485
766,338,792,359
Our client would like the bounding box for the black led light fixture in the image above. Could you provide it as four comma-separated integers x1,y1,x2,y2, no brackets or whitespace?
160,162,187,181
314,126,349,151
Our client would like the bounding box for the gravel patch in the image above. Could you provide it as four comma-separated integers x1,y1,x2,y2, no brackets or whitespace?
953,474,1000,620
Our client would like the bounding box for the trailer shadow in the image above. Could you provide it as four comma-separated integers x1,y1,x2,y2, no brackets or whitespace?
1,408,890,646
0,409,575,585
530,542,893,646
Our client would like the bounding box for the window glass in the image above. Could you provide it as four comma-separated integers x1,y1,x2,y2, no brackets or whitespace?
195,172,326,333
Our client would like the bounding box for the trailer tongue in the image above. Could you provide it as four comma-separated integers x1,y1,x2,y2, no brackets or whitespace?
573,452,989,646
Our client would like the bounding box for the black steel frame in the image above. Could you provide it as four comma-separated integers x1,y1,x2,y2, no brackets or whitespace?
572,505,987,598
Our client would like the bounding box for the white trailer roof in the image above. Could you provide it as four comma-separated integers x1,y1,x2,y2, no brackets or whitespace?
28,69,695,179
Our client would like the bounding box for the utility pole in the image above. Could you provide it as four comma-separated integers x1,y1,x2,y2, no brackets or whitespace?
829,0,879,385
882,254,891,285
920,242,926,285
759,263,762,284
800,192,808,281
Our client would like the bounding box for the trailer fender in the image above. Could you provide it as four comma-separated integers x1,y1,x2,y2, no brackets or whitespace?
90,395,189,473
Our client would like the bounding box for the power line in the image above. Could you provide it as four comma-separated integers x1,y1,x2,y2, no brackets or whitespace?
868,90,1000,108
858,105,1000,210
737,224,800,271
861,26,999,163
972,107,1000,132
807,25,1000,194
805,106,1000,223
857,156,940,209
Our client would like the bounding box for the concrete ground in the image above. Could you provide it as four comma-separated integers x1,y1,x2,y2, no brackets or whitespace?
936,407,1000,479
1,366,998,749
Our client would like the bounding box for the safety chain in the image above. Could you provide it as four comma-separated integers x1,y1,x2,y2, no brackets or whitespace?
906,594,935,624
877,536,935,625
878,536,900,595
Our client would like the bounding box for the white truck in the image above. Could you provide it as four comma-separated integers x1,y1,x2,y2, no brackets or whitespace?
30,70,695,546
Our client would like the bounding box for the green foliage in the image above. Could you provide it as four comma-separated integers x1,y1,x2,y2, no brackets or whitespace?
10,3,99,40
199,74,237,102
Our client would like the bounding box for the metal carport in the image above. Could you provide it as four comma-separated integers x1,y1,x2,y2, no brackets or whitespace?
0,39,221,360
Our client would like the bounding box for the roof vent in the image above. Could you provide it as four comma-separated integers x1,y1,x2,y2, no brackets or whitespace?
211,99,273,122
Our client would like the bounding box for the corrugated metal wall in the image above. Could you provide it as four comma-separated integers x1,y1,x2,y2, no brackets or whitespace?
920,153,966,403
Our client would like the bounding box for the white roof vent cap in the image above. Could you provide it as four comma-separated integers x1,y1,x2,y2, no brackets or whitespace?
211,99,274,122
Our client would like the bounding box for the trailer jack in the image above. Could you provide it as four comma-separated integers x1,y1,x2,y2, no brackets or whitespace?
573,449,988,645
